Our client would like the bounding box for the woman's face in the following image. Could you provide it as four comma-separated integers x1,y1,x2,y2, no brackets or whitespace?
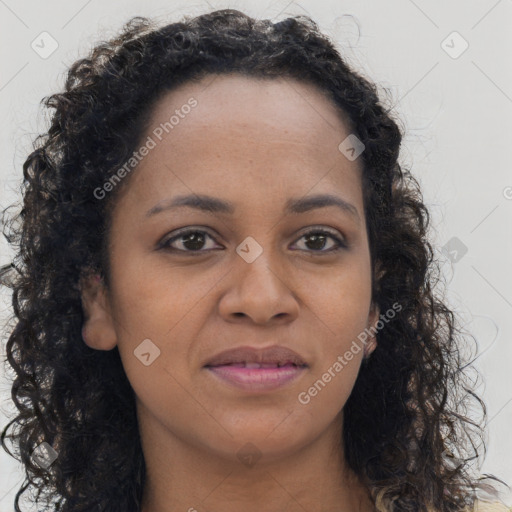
82,74,379,464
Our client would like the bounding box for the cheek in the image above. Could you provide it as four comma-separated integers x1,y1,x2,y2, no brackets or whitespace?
298,261,371,395
303,259,373,337
107,258,224,396
296,285,367,422
297,356,361,417
109,252,216,335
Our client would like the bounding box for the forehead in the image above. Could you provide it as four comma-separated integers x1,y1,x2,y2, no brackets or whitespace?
146,73,353,152
117,74,364,214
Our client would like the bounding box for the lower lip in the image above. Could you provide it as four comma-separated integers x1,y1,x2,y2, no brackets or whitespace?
205,364,307,392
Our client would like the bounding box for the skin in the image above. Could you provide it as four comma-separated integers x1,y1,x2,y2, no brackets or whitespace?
80,74,380,512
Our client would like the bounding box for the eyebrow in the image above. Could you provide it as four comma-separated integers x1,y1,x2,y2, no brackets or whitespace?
145,193,361,223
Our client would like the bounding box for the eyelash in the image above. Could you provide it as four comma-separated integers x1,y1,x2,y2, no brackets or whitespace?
158,226,348,255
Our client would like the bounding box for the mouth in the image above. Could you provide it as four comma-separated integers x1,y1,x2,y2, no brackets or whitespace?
205,361,306,369
203,345,308,368
203,345,308,392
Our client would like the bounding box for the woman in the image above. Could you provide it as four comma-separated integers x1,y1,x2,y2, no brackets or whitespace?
1,8,510,512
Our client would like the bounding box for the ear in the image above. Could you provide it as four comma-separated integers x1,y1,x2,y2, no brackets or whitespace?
79,273,117,350
368,301,380,328
364,301,380,358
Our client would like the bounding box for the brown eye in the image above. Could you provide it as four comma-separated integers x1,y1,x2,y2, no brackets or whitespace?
159,228,221,253
291,228,347,254
158,226,347,255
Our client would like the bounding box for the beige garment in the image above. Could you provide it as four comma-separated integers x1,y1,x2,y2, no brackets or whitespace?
424,501,512,512
471,501,512,512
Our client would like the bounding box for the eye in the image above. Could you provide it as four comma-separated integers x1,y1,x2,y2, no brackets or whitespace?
158,228,221,254
158,226,348,255
291,227,347,254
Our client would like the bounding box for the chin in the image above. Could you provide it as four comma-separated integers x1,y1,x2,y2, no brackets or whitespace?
208,413,315,457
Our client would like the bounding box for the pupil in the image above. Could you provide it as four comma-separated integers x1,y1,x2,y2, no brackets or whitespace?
306,233,326,250
180,232,328,251
184,232,205,250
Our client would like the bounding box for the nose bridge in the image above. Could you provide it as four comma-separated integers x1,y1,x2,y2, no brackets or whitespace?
218,235,299,323
236,237,287,297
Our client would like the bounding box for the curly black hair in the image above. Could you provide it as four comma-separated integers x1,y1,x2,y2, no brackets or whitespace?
0,8,508,512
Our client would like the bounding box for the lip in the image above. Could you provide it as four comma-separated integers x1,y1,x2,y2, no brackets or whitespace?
203,345,308,367
203,345,308,393
206,364,307,392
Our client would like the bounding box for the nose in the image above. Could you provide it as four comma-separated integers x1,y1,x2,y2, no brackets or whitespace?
217,253,300,325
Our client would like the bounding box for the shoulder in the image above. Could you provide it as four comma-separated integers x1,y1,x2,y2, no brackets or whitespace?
470,500,512,512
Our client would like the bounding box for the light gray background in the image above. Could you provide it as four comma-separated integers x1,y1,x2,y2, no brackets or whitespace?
1,0,511,510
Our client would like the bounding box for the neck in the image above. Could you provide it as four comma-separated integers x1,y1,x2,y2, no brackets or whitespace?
138,403,374,512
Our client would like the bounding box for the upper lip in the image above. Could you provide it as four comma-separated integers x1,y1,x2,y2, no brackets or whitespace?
204,345,308,367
